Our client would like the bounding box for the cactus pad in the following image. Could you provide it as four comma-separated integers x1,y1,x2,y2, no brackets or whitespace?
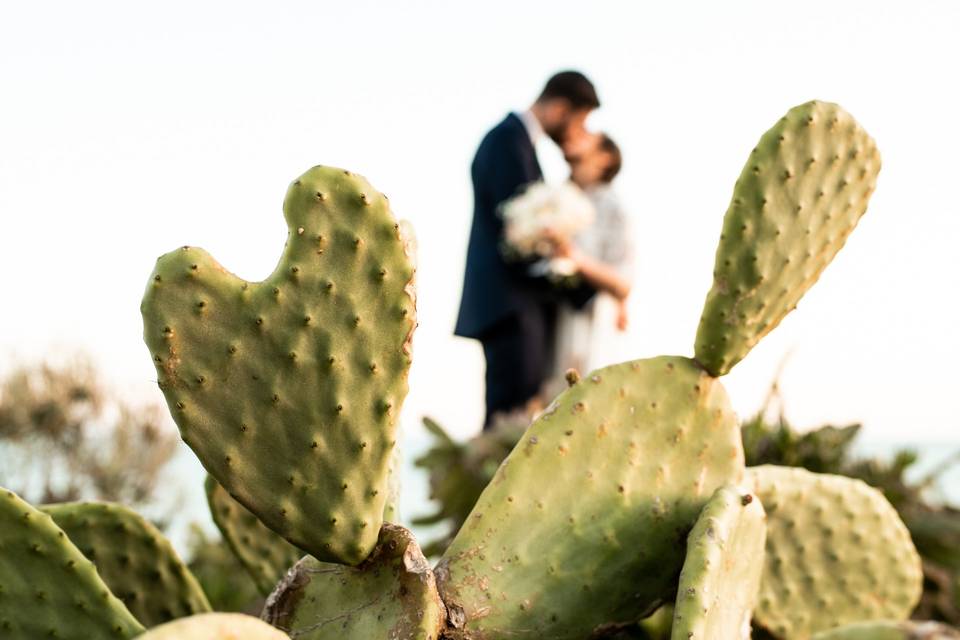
141,165,416,564
205,475,303,595
747,466,922,638
695,101,880,376
812,621,960,639
41,501,210,627
671,485,766,640
435,356,745,639
0,488,144,639
136,613,289,639
263,524,445,640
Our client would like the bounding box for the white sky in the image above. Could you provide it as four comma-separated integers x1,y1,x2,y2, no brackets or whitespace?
2,1,958,449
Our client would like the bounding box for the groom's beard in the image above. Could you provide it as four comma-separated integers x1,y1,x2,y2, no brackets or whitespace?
546,130,567,146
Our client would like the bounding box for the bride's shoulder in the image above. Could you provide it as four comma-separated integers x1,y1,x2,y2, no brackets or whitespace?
587,184,626,216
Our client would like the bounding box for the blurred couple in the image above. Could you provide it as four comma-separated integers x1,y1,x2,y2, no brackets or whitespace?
455,71,633,429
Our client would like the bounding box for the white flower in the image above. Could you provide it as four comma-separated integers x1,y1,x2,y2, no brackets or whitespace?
501,182,595,258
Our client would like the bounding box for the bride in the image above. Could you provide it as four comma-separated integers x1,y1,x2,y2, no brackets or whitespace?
548,131,633,378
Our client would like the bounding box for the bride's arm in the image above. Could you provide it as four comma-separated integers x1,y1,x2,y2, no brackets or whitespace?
565,246,631,301
546,229,631,300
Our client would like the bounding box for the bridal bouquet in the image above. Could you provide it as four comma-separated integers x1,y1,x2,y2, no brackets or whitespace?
500,181,595,276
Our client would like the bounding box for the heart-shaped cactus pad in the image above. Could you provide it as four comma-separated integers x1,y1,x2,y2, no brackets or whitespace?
142,166,416,565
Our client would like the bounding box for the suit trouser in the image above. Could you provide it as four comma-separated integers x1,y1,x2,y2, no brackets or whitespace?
479,304,556,429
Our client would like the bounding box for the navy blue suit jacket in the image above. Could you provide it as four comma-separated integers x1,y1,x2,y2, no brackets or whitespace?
455,114,595,340
456,114,567,339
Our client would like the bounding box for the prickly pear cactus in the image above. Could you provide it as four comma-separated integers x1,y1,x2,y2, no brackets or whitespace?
136,613,289,639
671,485,766,640
696,101,881,376
746,466,922,638
141,165,416,565
435,356,744,639
0,488,144,639
811,621,960,639
204,476,304,596
41,501,210,627
263,524,445,640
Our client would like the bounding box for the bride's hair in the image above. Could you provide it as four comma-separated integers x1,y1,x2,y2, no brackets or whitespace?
598,134,622,183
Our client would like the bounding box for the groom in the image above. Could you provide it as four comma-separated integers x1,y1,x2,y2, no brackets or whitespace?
455,71,600,428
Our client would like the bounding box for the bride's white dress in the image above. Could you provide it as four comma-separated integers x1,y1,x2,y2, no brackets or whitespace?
552,183,632,376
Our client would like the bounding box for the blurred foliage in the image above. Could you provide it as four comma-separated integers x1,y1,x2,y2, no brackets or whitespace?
0,355,178,514
184,525,262,614
0,355,271,612
413,412,529,557
418,380,960,631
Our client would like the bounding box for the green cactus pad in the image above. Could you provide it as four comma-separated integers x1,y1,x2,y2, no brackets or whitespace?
811,621,960,639
136,613,289,639
141,166,416,565
671,485,766,640
747,466,922,638
263,524,445,640
0,488,144,639
695,101,880,376
205,475,304,595
383,447,401,522
435,356,745,640
41,501,210,627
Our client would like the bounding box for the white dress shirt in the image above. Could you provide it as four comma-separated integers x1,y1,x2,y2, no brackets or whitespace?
518,109,545,147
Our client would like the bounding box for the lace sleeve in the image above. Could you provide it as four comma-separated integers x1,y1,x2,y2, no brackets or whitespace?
594,188,633,280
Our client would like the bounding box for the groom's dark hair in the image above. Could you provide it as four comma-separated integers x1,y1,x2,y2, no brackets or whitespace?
537,71,600,110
